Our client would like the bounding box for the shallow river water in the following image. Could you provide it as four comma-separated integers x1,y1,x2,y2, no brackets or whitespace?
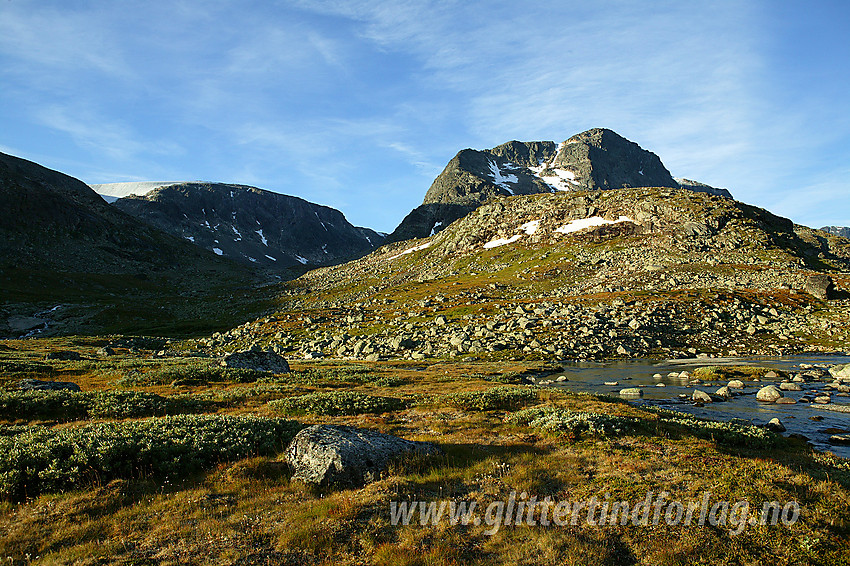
540,355,850,459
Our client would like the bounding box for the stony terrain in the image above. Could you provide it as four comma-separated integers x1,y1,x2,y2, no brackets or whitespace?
113,182,384,270
188,187,850,364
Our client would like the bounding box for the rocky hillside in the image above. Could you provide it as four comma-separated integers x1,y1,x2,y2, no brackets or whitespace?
388,128,732,242
822,226,850,238
112,183,384,269
188,186,850,363
0,152,268,337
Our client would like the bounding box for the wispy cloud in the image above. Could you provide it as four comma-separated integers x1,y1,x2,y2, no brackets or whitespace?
1,1,848,230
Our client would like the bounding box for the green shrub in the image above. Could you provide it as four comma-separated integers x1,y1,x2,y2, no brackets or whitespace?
0,390,217,421
508,405,781,448
508,406,636,437
0,361,54,377
268,391,406,416
643,408,781,449
117,362,268,386
261,366,381,387
440,386,537,411
0,415,302,500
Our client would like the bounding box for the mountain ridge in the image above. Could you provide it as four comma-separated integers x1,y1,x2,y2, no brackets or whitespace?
112,182,385,270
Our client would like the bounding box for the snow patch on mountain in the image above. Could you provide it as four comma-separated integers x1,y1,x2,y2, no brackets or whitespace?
483,234,523,249
89,181,180,199
520,220,540,235
555,216,633,234
388,241,432,260
488,160,518,193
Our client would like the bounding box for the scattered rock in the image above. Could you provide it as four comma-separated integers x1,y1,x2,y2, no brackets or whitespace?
97,347,116,356
766,418,786,433
693,389,713,403
221,348,290,373
715,386,732,399
829,434,850,446
779,382,802,391
619,387,643,398
285,424,442,487
727,380,745,389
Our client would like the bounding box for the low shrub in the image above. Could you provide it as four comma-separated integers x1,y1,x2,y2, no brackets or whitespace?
644,408,782,449
117,362,268,386
261,366,386,387
0,415,302,500
508,405,782,448
440,386,537,411
507,406,636,437
0,390,216,421
268,391,406,416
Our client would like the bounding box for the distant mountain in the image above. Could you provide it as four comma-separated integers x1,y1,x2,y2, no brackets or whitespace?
90,181,180,202
388,128,732,242
822,226,850,238
0,152,265,337
111,183,384,269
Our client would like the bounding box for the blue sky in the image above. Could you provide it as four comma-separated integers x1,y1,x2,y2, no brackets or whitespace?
1,0,848,233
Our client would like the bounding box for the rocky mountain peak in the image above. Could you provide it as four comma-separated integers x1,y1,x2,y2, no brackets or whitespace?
388,128,731,242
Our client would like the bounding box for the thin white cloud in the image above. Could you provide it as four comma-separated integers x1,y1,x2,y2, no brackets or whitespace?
35,104,183,162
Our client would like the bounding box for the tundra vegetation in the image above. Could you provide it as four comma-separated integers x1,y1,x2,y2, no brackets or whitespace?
0,338,848,565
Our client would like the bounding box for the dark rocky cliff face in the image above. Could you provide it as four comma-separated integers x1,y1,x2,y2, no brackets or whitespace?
113,183,384,269
0,152,220,272
387,128,732,243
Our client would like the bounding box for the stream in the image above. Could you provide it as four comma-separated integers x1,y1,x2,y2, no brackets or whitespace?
538,355,850,459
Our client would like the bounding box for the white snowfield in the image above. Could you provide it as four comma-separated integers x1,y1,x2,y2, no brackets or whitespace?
519,220,540,235
555,216,634,234
488,160,518,193
212,247,224,256
90,181,180,200
483,216,635,249
526,142,580,192
483,234,522,249
387,241,432,260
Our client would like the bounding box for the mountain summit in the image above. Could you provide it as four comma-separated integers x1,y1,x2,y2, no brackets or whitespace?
388,128,731,242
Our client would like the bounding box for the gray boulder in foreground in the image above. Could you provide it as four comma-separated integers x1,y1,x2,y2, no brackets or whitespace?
221,348,290,373
286,424,442,486
16,378,81,392
805,273,835,300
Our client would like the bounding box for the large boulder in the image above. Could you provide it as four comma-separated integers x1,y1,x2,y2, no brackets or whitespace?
830,364,850,380
286,424,442,487
756,385,783,403
16,378,81,392
221,348,290,373
805,273,835,300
